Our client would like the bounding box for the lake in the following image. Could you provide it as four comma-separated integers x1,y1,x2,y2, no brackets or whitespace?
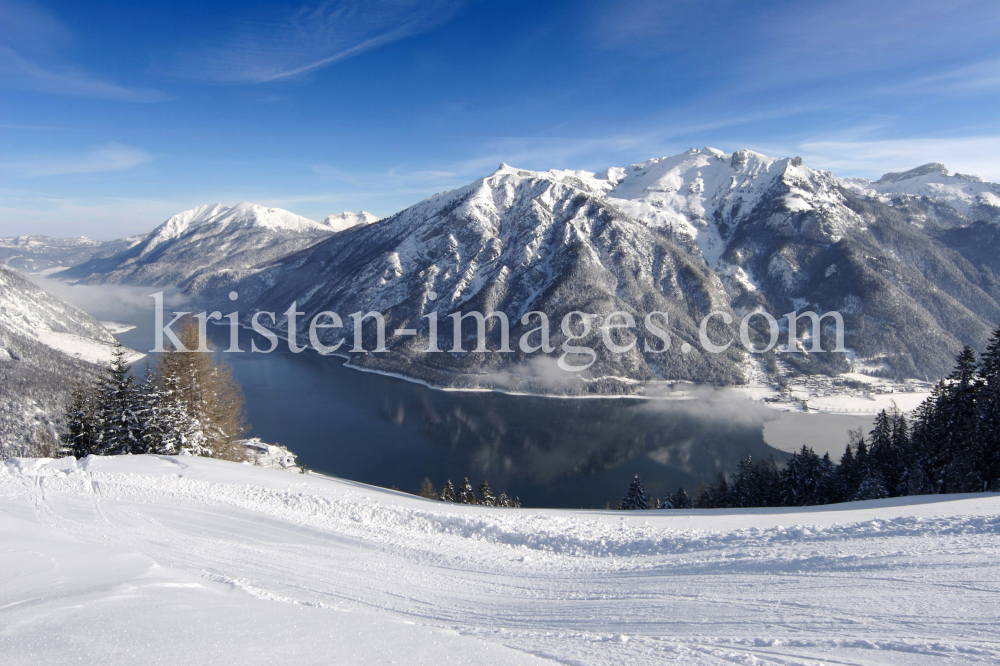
68,284,871,508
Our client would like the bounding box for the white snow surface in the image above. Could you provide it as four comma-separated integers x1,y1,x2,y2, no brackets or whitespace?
3,455,998,665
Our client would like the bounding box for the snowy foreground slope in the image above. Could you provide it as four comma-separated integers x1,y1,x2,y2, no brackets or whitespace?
2,456,998,666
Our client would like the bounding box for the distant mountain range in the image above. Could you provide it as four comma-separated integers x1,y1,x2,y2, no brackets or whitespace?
0,234,143,274
54,202,378,295
5,150,1000,392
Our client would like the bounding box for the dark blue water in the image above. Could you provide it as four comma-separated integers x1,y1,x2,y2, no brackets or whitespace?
111,311,783,508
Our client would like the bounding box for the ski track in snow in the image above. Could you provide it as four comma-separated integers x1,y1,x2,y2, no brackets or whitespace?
2,455,999,665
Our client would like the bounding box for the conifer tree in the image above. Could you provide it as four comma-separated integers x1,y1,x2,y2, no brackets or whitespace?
834,429,867,502
853,437,888,501
456,477,477,504
799,447,830,505
92,341,145,455
940,347,980,492
478,480,496,506
620,474,649,510
890,411,912,496
868,409,909,497
138,364,165,453
63,383,98,458
440,479,456,502
732,456,763,508
696,473,730,508
907,396,939,494
671,487,692,509
979,324,1000,491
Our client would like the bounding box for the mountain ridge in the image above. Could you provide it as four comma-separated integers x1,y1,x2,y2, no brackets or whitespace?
15,148,1000,391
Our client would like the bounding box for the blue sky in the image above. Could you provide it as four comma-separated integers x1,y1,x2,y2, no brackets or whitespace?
2,0,999,239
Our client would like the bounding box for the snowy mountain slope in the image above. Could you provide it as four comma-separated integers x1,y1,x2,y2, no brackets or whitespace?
0,265,143,455
55,203,341,296
708,167,1000,379
0,264,130,363
237,163,746,392
2,454,998,665
0,234,142,274
322,210,380,232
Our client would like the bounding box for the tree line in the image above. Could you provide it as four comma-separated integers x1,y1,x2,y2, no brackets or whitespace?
419,477,521,507
619,324,1000,510
62,318,249,461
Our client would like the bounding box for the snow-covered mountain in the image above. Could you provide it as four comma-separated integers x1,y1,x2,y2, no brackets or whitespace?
37,149,1000,390
844,162,1000,222
602,149,858,267
55,203,383,296
55,202,345,295
237,162,745,392
0,265,140,455
226,149,999,389
0,234,143,274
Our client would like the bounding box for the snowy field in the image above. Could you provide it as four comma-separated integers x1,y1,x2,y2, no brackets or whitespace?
2,456,998,665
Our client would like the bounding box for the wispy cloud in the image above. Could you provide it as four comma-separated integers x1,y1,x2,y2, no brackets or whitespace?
0,0,166,101
0,143,153,177
874,58,1000,97
593,0,1000,92
172,0,467,84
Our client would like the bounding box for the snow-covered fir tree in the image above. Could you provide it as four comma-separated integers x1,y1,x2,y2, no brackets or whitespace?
456,478,477,504
63,383,98,458
92,341,145,455
478,480,495,506
620,474,649,510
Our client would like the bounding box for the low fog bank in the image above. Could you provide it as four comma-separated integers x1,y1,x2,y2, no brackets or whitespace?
33,278,185,323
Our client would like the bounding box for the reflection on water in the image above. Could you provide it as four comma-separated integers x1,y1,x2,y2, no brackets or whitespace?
114,314,784,508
